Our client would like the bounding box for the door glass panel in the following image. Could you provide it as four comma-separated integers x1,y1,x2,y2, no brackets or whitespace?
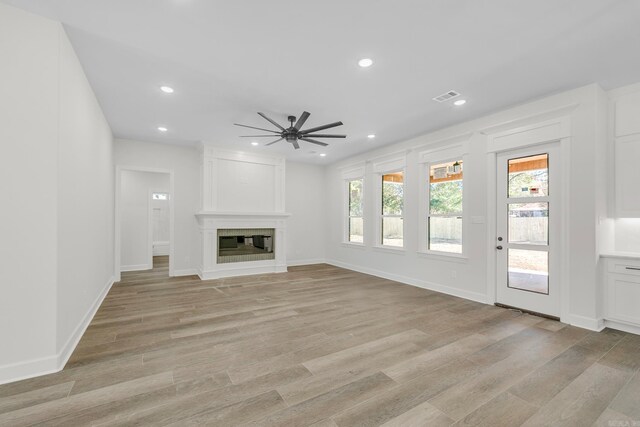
428,216,462,253
349,217,363,243
508,202,549,245
508,249,549,294
508,154,548,198
382,217,403,247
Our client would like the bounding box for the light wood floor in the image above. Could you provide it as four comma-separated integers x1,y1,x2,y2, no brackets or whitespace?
1,257,639,426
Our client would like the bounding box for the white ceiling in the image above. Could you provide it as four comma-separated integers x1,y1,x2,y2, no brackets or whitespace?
4,0,640,164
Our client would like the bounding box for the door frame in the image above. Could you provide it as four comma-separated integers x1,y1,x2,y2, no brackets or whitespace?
484,116,572,323
495,143,560,317
115,166,175,281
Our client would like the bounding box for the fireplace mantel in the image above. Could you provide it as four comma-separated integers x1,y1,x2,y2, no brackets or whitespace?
196,211,291,219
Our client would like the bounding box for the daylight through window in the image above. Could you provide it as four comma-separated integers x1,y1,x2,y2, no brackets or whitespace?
428,160,463,253
382,172,404,247
348,179,363,243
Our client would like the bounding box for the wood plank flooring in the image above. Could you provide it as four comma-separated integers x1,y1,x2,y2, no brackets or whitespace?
1,257,638,426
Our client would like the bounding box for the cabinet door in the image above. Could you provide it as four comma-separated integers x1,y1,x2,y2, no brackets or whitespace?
616,137,640,217
606,274,640,325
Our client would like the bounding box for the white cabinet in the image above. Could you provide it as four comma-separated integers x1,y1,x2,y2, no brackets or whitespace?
604,257,640,331
613,89,640,217
615,137,640,217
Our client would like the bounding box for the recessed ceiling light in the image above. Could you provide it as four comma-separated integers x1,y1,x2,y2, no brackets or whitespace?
453,99,467,106
358,58,373,68
251,142,259,146
367,134,376,139
157,126,168,132
160,86,174,94
320,153,327,157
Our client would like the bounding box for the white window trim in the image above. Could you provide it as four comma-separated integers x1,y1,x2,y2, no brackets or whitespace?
341,164,366,246
418,143,469,259
374,155,406,249
344,177,365,246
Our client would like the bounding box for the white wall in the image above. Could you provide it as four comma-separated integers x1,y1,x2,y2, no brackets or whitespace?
0,3,59,380
324,84,608,330
152,195,170,255
115,139,200,275
57,27,115,359
614,219,640,252
216,159,276,212
0,3,114,383
120,171,170,270
286,161,326,265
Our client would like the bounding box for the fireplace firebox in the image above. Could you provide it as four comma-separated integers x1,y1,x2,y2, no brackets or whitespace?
217,228,275,264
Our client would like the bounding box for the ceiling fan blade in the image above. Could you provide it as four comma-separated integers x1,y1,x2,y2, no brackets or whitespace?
292,140,300,149
300,137,328,147
258,112,285,131
300,121,343,134
234,123,281,134
293,111,310,132
301,134,346,138
265,138,283,146
240,135,283,137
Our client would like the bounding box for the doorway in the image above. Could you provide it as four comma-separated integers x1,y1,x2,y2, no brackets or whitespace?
115,167,174,280
495,143,561,317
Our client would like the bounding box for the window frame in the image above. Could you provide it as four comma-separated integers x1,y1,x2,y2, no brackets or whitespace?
345,177,365,245
426,158,464,255
341,164,366,246
418,143,469,259
377,168,405,249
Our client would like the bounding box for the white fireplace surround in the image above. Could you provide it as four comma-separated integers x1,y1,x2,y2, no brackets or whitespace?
196,212,290,279
196,147,290,279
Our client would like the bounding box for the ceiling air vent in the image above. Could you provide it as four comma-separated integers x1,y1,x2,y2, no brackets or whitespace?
433,90,461,103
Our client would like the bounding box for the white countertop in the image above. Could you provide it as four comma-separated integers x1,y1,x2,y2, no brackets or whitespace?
600,251,640,260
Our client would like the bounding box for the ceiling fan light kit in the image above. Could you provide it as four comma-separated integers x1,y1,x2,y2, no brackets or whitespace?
235,111,346,150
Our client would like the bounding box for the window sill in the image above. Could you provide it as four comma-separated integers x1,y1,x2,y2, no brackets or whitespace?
417,251,468,263
373,245,406,255
341,242,366,250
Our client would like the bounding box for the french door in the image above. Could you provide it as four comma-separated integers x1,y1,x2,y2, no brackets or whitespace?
496,143,561,317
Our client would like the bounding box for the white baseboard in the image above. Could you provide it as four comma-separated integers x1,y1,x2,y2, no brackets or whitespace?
0,276,115,386
326,259,488,304
172,269,199,277
120,264,152,272
0,355,58,386
604,319,640,335
56,276,115,370
287,258,327,267
564,314,605,331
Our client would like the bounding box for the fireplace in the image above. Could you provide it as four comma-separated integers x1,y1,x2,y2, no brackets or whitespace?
196,211,289,280
196,147,289,279
217,228,275,264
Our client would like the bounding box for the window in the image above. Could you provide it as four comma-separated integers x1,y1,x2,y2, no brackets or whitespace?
347,179,363,243
428,160,463,253
381,172,404,247
152,193,168,200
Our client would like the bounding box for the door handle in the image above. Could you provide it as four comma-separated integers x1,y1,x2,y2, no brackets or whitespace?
496,246,503,250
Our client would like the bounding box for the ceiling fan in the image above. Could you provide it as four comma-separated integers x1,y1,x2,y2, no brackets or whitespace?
234,111,346,149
